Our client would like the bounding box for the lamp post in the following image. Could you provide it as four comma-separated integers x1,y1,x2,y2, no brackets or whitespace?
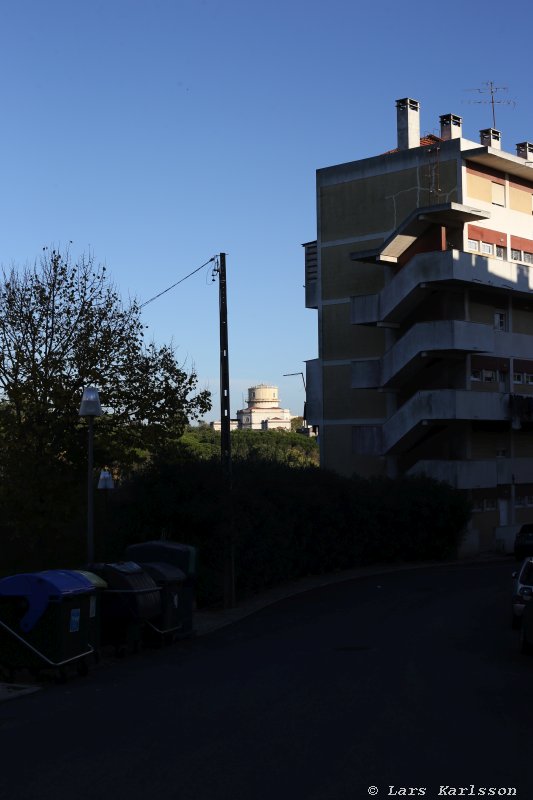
79,387,102,563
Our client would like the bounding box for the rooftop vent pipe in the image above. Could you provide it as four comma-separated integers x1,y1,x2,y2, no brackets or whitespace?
440,114,462,141
480,128,501,150
396,98,420,150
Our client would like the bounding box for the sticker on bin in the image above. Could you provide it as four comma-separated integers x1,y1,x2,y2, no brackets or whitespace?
89,596,96,618
69,608,81,633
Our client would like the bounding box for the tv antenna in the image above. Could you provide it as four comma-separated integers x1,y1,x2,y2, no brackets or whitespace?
464,81,516,129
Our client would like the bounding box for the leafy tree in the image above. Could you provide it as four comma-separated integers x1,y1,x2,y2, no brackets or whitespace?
0,247,211,563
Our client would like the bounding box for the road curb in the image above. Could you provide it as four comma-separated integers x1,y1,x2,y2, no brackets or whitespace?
193,553,510,636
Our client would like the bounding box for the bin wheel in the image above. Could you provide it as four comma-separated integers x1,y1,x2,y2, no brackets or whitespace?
76,659,89,677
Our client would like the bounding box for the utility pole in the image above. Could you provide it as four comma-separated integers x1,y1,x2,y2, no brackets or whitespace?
218,252,232,483
217,252,235,607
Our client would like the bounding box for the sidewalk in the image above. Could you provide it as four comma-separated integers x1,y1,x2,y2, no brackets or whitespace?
0,553,510,703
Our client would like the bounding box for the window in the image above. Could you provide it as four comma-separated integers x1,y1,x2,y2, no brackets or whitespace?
516,496,526,508
514,372,524,384
481,242,494,255
524,252,533,265
512,249,522,261
494,311,506,331
526,374,533,385
467,239,480,252
527,496,533,507
496,245,506,260
496,449,508,458
484,498,496,511
483,369,497,382
471,369,482,382
491,182,505,206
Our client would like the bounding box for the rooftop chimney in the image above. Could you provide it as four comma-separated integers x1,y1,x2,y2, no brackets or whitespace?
396,98,420,150
480,128,501,150
516,142,533,161
440,113,462,141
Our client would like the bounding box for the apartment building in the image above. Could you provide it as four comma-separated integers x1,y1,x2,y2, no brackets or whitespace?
305,97,533,551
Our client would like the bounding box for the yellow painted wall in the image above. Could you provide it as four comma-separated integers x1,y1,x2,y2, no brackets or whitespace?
470,432,510,459
322,424,386,477
320,160,458,243
322,425,353,476
513,433,533,457
509,186,532,215
322,303,386,360
466,173,492,204
513,308,533,334
469,301,494,325
321,244,385,301
323,363,387,419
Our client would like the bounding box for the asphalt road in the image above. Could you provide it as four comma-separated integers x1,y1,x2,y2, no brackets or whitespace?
1,560,531,800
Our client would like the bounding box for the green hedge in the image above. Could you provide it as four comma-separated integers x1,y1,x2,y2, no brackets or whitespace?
96,461,471,607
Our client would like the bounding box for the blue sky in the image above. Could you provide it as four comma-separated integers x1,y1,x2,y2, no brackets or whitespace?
1,0,531,421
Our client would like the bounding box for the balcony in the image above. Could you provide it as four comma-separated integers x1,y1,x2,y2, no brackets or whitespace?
407,458,533,489
352,321,494,389
352,249,533,326
382,389,509,453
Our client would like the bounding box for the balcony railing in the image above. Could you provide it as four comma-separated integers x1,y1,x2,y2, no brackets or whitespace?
352,320,494,389
352,249,533,326
382,389,509,452
407,458,533,489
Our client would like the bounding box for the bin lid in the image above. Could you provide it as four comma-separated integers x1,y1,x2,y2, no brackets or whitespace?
89,561,143,576
138,562,186,584
0,570,93,633
72,569,108,589
125,541,197,575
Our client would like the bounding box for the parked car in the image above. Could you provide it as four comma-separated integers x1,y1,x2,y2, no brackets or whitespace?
514,524,533,560
512,558,533,629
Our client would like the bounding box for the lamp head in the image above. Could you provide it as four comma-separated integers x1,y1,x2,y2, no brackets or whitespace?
79,386,102,418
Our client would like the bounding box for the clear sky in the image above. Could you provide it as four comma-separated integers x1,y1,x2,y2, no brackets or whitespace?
1,0,531,422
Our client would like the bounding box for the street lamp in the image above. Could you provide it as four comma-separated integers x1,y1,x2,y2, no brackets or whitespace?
79,386,102,563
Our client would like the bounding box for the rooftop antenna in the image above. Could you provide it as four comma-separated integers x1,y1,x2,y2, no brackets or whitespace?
464,81,516,129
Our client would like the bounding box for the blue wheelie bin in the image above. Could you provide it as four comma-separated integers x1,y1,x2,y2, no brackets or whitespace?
0,570,95,680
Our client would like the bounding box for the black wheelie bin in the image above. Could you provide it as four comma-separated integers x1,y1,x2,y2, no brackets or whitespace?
138,561,189,645
0,570,95,680
87,561,161,656
124,541,197,636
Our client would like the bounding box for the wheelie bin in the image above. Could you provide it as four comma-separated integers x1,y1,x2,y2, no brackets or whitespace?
87,561,161,656
71,569,108,661
0,570,95,680
138,561,189,644
124,541,197,636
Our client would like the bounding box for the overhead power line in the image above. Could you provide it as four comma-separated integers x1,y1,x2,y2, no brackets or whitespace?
140,257,216,309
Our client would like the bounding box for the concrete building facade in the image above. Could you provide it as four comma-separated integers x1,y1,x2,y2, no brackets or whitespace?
305,97,533,551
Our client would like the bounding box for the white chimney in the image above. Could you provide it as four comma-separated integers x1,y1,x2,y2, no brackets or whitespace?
396,98,420,150
440,114,462,141
516,142,533,161
480,128,501,150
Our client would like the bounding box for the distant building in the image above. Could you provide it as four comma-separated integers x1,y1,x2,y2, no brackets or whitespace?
237,384,292,431
210,419,239,432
